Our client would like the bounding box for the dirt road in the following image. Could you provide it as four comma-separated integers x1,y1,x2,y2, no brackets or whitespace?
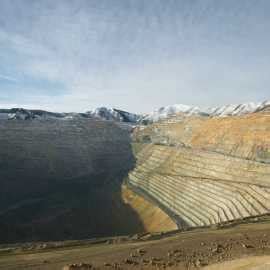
0,218,270,270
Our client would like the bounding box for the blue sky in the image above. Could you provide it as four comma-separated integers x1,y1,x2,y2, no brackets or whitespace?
0,0,269,113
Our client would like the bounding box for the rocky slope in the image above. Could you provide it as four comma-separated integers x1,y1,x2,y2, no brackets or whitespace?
0,116,176,244
121,185,177,232
128,110,270,228
0,118,140,243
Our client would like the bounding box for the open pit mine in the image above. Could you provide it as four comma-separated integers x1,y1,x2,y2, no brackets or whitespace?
0,106,269,270
129,110,270,228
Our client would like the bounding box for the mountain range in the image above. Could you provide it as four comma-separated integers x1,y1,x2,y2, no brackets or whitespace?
0,100,269,123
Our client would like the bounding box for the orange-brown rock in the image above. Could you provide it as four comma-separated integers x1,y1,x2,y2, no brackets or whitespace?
121,185,177,232
129,112,270,228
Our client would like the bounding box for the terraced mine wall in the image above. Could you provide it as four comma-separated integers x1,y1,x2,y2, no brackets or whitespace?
0,119,144,243
128,112,270,228
133,112,270,163
2,112,269,242
121,185,177,232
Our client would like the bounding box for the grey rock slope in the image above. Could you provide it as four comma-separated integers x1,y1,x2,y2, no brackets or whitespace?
0,119,144,243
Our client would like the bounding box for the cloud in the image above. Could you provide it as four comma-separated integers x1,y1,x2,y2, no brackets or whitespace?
0,74,18,83
0,0,269,113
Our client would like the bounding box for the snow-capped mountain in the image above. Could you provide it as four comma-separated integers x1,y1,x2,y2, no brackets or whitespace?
0,108,66,120
141,104,205,123
0,100,269,124
142,100,270,123
0,107,141,124
86,107,140,123
205,100,270,117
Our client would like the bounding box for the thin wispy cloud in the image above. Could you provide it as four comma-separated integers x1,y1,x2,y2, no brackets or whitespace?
0,0,269,113
0,74,18,83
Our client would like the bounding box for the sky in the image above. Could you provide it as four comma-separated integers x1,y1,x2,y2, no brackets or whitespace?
0,0,269,113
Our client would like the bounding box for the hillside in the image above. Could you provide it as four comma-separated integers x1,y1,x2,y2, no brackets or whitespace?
129,111,270,228
121,185,177,232
0,119,140,243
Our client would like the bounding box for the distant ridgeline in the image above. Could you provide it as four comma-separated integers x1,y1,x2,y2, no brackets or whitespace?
0,100,269,123
0,107,140,123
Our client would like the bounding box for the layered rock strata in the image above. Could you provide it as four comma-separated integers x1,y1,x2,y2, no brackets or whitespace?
129,112,270,228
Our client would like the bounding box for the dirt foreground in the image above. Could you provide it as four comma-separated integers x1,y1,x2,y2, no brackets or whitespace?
203,255,270,270
0,217,270,270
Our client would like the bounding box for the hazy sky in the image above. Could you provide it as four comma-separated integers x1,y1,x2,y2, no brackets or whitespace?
0,0,269,113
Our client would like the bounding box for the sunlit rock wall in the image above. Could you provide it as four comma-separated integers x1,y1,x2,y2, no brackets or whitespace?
129,112,270,228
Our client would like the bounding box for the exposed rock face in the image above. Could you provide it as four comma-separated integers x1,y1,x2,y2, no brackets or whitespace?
133,112,270,163
0,119,144,243
0,119,132,185
121,185,177,232
128,112,270,228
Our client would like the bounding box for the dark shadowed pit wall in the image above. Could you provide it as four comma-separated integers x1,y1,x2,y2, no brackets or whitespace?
0,119,143,244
